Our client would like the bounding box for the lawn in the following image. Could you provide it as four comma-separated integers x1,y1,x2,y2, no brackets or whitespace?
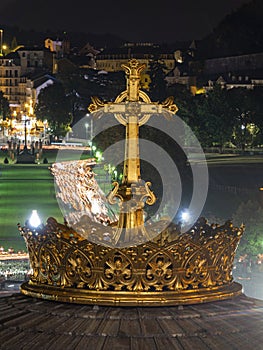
0,148,111,252
1,147,263,252
0,163,64,252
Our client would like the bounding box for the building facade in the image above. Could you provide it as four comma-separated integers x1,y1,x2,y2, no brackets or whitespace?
0,46,55,140
95,43,176,73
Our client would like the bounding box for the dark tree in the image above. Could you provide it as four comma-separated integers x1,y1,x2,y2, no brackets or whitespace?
35,82,72,137
195,85,234,151
228,88,256,150
148,58,167,102
233,199,263,257
167,83,197,126
0,91,10,120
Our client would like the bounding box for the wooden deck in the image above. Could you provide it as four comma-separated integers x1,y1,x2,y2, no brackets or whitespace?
1,293,263,349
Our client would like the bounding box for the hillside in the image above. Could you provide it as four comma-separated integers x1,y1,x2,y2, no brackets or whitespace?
0,0,262,56
198,0,263,58
0,25,126,50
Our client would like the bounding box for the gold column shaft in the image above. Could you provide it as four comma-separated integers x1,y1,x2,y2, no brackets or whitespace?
123,115,140,185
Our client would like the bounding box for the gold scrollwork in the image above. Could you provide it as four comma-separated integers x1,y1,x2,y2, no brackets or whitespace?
20,217,244,302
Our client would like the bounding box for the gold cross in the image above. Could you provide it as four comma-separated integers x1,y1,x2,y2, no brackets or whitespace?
88,59,178,244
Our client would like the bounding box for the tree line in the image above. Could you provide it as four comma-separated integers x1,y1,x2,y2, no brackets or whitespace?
1,62,263,152
30,64,263,153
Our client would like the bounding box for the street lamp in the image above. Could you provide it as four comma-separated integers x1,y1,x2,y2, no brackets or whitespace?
24,119,30,149
2,44,7,55
85,117,94,156
90,119,93,141
85,119,93,141
0,29,3,56
43,119,48,142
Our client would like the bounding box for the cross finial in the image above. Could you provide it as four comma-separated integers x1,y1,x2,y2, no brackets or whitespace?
88,59,178,244
121,59,145,102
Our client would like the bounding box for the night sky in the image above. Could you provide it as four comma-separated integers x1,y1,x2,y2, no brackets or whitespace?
0,0,252,43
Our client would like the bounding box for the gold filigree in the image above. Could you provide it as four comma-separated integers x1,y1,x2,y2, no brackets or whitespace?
142,181,156,205
18,60,244,306
19,217,244,305
87,96,105,116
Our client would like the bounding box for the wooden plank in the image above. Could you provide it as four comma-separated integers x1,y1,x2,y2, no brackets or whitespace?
96,318,120,336
188,316,238,335
191,316,226,336
1,310,33,326
131,337,156,350
74,335,106,350
35,315,66,332
74,305,108,320
201,334,243,350
139,317,164,336
56,317,87,335
103,335,130,350
169,306,200,319
154,335,184,350
45,334,84,350
137,307,173,319
4,313,48,330
0,330,29,349
16,333,55,350
74,318,103,335
119,319,141,337
106,307,138,320
177,336,210,350
6,295,33,306
157,318,184,336
0,304,16,313
175,317,205,334
0,328,21,343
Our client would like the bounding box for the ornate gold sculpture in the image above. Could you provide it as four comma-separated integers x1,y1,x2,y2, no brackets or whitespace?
88,59,178,244
19,217,243,305
19,59,244,306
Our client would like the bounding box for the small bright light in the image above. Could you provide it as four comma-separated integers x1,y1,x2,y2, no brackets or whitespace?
29,210,41,228
95,150,103,162
181,210,190,222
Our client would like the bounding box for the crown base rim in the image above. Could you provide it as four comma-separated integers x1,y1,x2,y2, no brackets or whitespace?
20,281,243,306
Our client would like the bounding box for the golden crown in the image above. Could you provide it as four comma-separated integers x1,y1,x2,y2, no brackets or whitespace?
18,216,243,306
18,59,244,306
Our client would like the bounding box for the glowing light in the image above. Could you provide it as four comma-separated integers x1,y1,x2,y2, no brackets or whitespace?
181,210,190,222
95,150,102,162
29,210,41,228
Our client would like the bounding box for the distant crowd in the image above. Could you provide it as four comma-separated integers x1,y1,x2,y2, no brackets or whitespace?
234,254,263,279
